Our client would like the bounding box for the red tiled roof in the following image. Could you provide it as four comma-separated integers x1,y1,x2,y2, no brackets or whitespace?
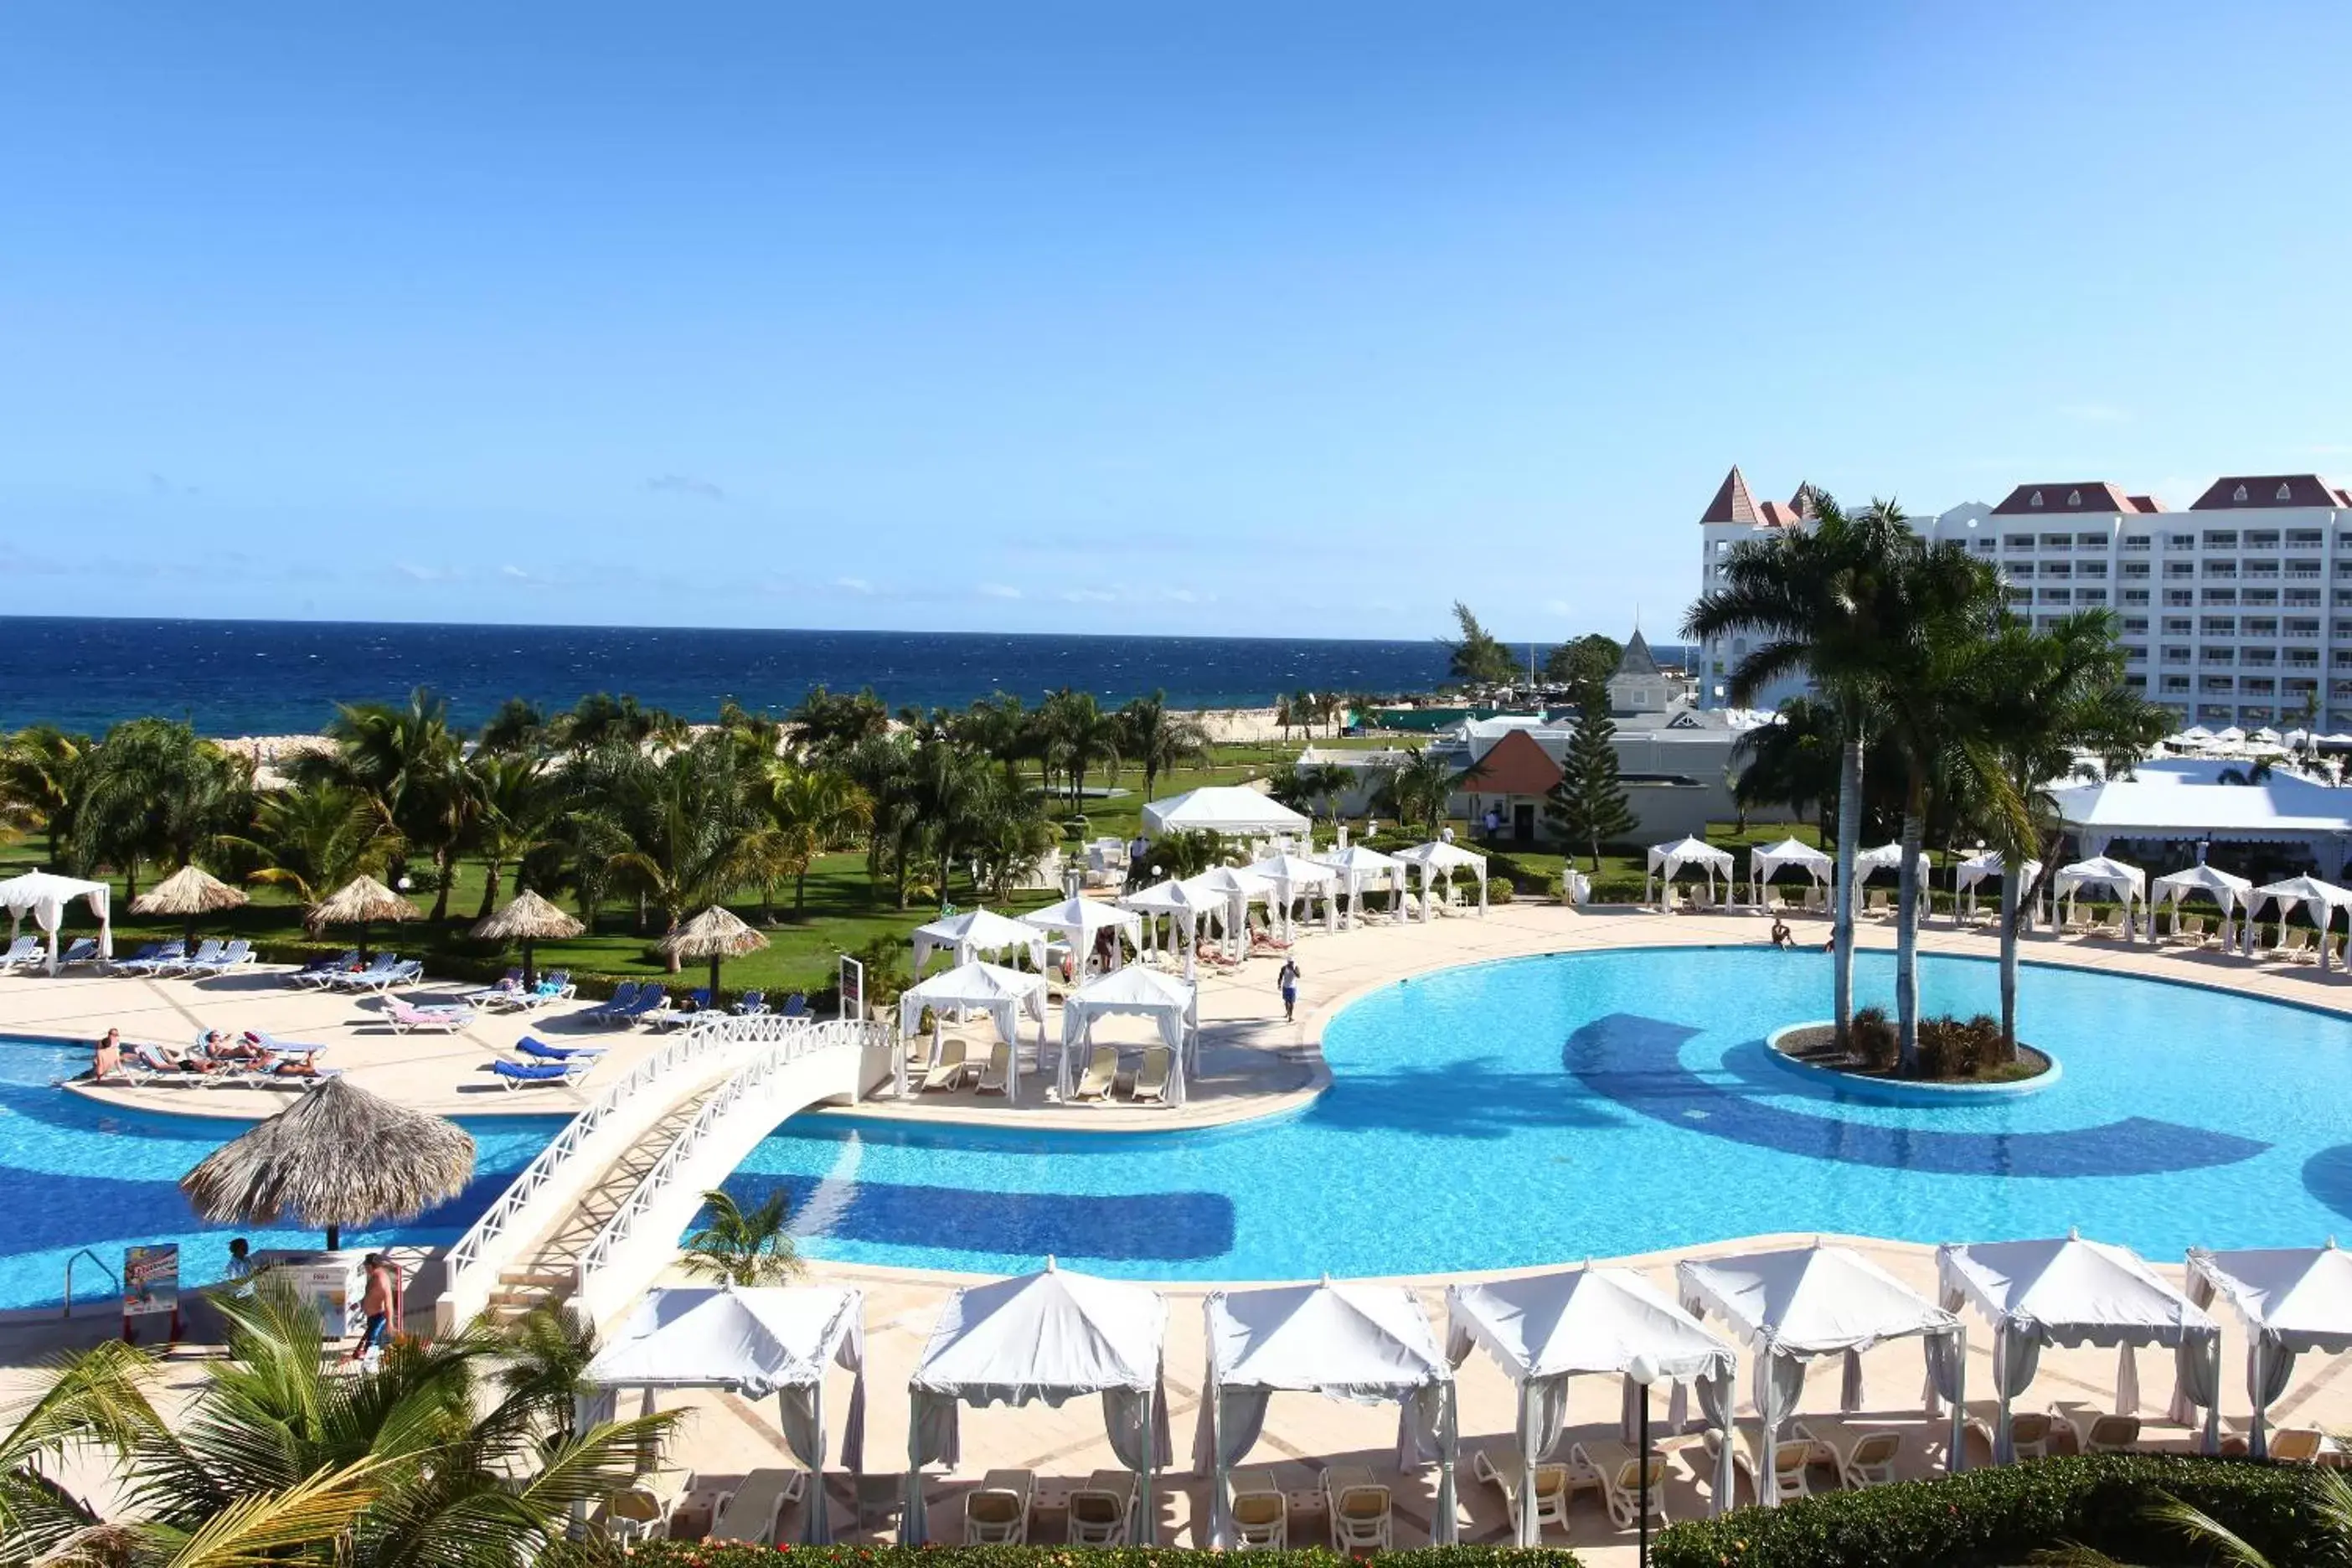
1789,482,1820,519
2190,474,2339,510
1991,482,2138,516
2127,494,2166,513
1469,729,1564,797
2334,488,2352,507
1700,466,1761,524
1756,500,1803,526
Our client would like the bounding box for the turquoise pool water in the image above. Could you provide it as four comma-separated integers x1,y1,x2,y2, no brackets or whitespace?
723,947,2352,1279
0,1037,560,1310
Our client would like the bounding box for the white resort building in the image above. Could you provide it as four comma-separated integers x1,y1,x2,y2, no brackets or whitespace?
1694,465,2352,733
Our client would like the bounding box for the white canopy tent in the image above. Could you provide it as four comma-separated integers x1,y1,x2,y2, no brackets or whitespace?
1198,1280,1459,1549
1447,1266,1740,1539
1938,1234,2220,1462
1118,878,1225,969
2053,856,2148,940
902,1264,1170,1545
1180,865,1275,957
1315,844,1410,928
1056,965,1198,1105
0,871,111,973
1855,843,1936,918
2246,875,2352,967
1747,838,1832,910
1019,895,1141,983
2151,864,2254,946
1954,850,2045,925
1252,850,1339,939
1676,1245,1967,1501
894,961,1049,1098
581,1285,866,1542
911,908,1048,975
1644,836,1734,909
1142,786,1310,841
1395,840,1489,921
2187,1243,2352,1458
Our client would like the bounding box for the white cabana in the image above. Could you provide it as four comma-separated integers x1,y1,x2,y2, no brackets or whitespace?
1019,895,1142,982
911,908,1048,975
1746,838,1832,910
1954,851,2045,924
1643,836,1734,910
1118,877,1225,968
1448,1266,1740,1539
0,871,111,974
1252,850,1339,939
1198,1279,1459,1549
582,1285,866,1542
2247,875,2352,968
2187,1242,2352,1458
1057,965,1199,1105
1142,786,1310,841
894,961,1049,1098
1676,1245,1967,1501
1180,865,1275,957
1938,1234,2220,1463
1395,840,1490,921
2151,864,2254,946
2053,855,2148,940
902,1264,1170,1545
1316,844,1411,927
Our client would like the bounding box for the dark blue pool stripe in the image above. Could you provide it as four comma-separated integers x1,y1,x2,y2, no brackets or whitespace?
717,1174,1237,1263
1565,1014,2268,1178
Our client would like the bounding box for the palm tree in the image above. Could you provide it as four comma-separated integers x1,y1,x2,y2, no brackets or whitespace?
681,1188,802,1286
610,735,761,958
467,750,558,920
969,777,1055,901
1271,762,1354,828
1118,691,1211,802
0,724,88,869
1685,494,1916,1050
1041,689,1121,808
907,716,998,913
2035,1466,2352,1568
307,688,476,921
69,719,252,902
235,781,396,906
1375,747,1486,834
758,762,874,921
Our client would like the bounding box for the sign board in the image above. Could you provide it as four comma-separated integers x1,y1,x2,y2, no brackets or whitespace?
121,1245,178,1316
838,954,863,1022
262,1254,364,1338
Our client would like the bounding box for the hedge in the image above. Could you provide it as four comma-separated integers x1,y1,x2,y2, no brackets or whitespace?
620,1549,1577,1568
1649,1453,2328,1568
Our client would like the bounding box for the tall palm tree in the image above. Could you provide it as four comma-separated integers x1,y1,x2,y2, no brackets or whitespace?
69,719,252,902
681,1189,802,1286
1041,689,1122,808
467,751,558,920
1374,747,1487,834
757,762,874,921
0,724,89,869
1685,495,1916,1050
907,716,998,913
307,689,476,921
235,781,396,906
609,735,761,959
1118,690,1211,802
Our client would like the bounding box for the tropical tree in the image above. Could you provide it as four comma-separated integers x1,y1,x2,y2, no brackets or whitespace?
69,719,252,901
1040,689,1122,808
681,1189,802,1286
967,773,1057,902
756,762,873,921
959,692,1035,782
476,697,546,757
549,692,687,756
306,688,476,921
1375,746,1486,834
1545,633,1622,688
786,684,888,756
0,724,88,868
1545,672,1637,869
1441,601,1519,688
1117,690,1211,802
235,781,395,906
467,751,559,919
1134,828,1227,882
1270,761,1354,828
609,735,762,957
905,714,1000,912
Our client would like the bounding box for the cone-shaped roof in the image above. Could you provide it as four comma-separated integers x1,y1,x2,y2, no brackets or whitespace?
660,905,771,962
306,875,422,933
131,863,249,917
179,1077,475,1230
1700,465,1761,524
471,888,585,942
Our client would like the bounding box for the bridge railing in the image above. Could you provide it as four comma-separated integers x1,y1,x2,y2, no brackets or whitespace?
570,1017,887,1328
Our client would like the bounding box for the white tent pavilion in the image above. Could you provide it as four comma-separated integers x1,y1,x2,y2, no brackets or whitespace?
1316,843,1410,928
582,1285,866,1542
2187,1242,2352,1457
1118,877,1226,968
2151,864,2254,946
1747,838,1832,910
1142,785,1309,841
1252,851,1339,939
1057,965,1198,1104
1447,1266,1739,1538
894,961,1048,1098
1938,1234,2220,1462
1854,843,1936,921
1198,1279,1459,1549
1179,865,1274,958
1395,840,1490,921
1643,836,1734,910
1019,895,1141,983
2247,875,2352,967
0,871,111,974
1954,850,2045,925
902,1264,1170,1545
911,908,1048,975
2053,855,2148,940
1676,1245,1966,1501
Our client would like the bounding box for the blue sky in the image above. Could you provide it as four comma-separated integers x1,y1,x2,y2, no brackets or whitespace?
3,3,2348,642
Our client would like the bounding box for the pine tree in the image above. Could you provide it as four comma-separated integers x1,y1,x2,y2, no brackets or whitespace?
1545,673,1636,869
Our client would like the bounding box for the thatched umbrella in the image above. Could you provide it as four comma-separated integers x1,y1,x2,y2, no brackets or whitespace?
307,874,422,962
470,888,583,990
180,1076,475,1251
660,905,770,1002
131,863,249,952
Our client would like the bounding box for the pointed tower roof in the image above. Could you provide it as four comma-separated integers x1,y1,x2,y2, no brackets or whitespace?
1700,466,1761,524
1789,482,1819,518
1615,629,1662,677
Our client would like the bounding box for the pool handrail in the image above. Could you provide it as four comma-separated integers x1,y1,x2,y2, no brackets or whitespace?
63,1246,117,1320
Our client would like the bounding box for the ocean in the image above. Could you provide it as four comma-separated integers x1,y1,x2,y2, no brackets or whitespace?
0,616,1484,736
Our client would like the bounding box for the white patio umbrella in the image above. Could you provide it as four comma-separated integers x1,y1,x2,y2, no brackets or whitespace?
1746,838,1831,910
1643,836,1734,909
2151,864,2253,946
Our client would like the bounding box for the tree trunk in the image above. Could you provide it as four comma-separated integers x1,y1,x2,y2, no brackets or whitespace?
123,859,138,906
429,848,453,921
1832,731,1864,1050
1999,864,2021,1062
793,871,810,921
475,859,501,921
1894,793,1926,1075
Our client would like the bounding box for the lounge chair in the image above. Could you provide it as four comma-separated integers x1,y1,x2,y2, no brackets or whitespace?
0,935,44,971
734,989,766,1015
2279,927,2314,962
1572,1437,1668,1529
963,1468,1034,1545
383,997,472,1034
974,1039,1013,1096
581,981,642,1024
326,954,402,991
2230,1426,2330,1463
1795,1416,1904,1488
55,937,100,967
618,987,668,1024
159,940,228,976
594,1466,698,1545
287,951,358,988
920,1038,970,1093
1703,1427,1821,1506
1070,1044,1119,1103
1473,1448,1571,1540
1128,1044,1173,1106
2086,910,2122,941
464,970,525,1009
187,939,255,975
1321,1465,1390,1552
1067,1467,1137,1546
1963,1403,2051,1463
780,992,809,1019
514,1037,606,1062
510,971,575,1011
709,1466,807,1545
2050,1400,2141,1454
648,988,714,1030
491,1058,592,1091
111,941,185,976
1227,1467,1287,1550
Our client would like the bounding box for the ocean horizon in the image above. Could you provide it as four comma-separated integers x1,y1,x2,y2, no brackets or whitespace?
0,615,1574,737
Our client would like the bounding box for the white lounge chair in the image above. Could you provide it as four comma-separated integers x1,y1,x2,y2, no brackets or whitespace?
921,1038,970,1093
383,997,471,1034
0,935,44,971
1795,1416,1904,1488
1473,1448,1571,1539
1227,1467,1287,1550
1572,1437,1668,1529
1066,1467,1137,1546
2050,1400,2141,1455
963,1467,1033,1545
974,1039,1013,1096
596,1466,697,1545
1963,1403,2051,1464
709,1467,806,1545
1069,1044,1118,1103
1321,1465,1390,1552
1128,1044,1173,1106
1704,1426,1823,1505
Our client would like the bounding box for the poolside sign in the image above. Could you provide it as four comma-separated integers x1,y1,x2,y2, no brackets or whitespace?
122,1245,178,1317
838,954,863,1022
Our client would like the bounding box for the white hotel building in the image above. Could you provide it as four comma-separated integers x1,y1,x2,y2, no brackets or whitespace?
1691,466,2352,732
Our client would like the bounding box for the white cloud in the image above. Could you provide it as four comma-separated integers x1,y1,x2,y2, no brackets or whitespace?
395,563,462,583
1058,587,1117,603
498,563,557,587
977,583,1023,600
2057,402,2130,426
1543,598,1575,616
834,576,874,594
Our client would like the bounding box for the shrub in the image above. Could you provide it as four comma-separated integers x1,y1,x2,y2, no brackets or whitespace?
1915,1013,2002,1079
623,1549,1578,1568
1652,1452,2326,1568
1487,879,1514,905
1851,1004,1898,1071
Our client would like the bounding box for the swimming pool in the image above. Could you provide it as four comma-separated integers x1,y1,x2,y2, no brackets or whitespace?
0,1037,560,1311
725,946,2352,1279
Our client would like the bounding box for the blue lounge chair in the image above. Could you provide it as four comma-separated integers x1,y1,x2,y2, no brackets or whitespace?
491,1058,591,1090
622,987,668,1025
580,981,642,1024
111,941,183,976
781,992,809,1019
514,1037,606,1062
513,971,576,1012
0,935,43,971
156,940,226,977
56,937,101,968
287,951,358,988
735,990,767,1015
188,939,255,975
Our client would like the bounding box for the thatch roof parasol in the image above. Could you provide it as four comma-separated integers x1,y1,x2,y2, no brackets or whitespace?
660,905,770,998
131,863,249,950
180,1076,475,1251
306,875,422,961
470,889,583,989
